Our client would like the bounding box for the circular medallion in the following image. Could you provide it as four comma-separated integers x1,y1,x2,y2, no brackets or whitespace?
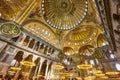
0,22,21,38
42,0,88,30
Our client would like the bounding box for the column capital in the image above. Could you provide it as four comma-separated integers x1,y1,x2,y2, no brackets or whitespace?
46,60,51,65
47,47,50,50
50,48,53,51
40,58,46,63
43,44,46,48
29,38,32,41
39,43,42,45
34,40,37,43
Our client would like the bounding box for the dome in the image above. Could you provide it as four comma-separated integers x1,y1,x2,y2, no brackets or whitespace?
42,0,88,30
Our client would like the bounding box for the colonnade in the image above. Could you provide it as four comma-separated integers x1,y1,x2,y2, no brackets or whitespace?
12,51,54,80
11,32,56,56
0,29,60,80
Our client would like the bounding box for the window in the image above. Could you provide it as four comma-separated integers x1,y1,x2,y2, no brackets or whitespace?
115,63,120,71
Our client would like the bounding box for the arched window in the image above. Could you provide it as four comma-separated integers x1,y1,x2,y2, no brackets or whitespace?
22,36,30,46
41,60,47,76
28,39,35,48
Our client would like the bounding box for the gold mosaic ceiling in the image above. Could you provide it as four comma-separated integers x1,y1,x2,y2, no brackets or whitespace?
41,0,88,30
23,20,59,48
0,0,30,20
0,0,108,51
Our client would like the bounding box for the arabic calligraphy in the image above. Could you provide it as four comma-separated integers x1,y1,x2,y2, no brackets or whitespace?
0,22,21,38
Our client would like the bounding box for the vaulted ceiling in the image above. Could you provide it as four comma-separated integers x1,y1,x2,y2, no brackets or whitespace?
0,0,108,54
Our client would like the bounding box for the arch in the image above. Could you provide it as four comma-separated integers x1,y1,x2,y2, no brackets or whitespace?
28,39,35,48
12,36,19,42
14,51,24,62
10,51,24,66
34,41,40,51
47,48,51,55
29,57,41,78
17,32,24,42
22,19,59,48
38,44,44,53
97,33,108,47
44,46,48,54
48,62,52,72
51,49,55,55
22,36,30,46
63,47,74,56
22,19,56,36
64,25,101,50
40,60,47,76
11,32,24,42
24,54,33,62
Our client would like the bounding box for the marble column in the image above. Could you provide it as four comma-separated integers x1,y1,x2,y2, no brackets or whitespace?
45,61,51,80
42,45,46,54
38,43,42,52
47,47,50,55
37,58,45,75
33,65,39,80
27,38,32,47
14,56,26,80
27,66,33,80
33,41,37,50
19,34,26,45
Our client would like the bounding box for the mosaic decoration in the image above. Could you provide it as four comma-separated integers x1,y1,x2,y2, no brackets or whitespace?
42,0,88,30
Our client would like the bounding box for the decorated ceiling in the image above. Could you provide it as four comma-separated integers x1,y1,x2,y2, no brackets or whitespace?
0,0,108,55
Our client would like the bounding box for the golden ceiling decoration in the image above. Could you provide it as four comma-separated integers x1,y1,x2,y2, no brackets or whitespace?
63,25,100,49
63,47,75,56
0,0,30,20
78,45,94,56
42,0,88,30
97,33,108,47
65,25,98,43
23,20,59,48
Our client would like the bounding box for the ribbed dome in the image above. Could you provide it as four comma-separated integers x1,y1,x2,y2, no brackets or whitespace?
65,25,98,44
42,0,88,30
63,47,75,56
78,45,94,56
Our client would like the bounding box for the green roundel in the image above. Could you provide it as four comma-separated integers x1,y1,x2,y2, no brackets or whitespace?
72,54,84,64
0,22,21,38
93,48,104,59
